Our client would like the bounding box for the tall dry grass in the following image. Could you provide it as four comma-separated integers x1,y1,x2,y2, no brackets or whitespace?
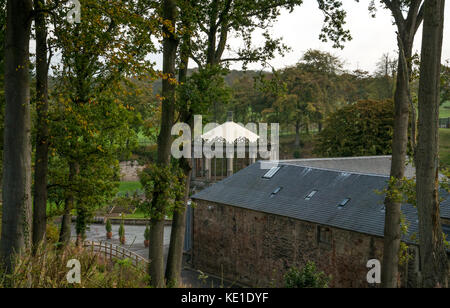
0,243,150,288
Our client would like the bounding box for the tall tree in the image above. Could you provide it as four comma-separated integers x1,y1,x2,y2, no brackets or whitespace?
0,0,33,271
164,0,352,286
32,0,50,249
148,0,179,288
0,0,6,183
375,0,425,288
374,53,397,99
416,0,448,288
49,0,157,245
165,1,194,285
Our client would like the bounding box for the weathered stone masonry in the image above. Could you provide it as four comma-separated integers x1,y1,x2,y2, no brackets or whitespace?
192,200,386,288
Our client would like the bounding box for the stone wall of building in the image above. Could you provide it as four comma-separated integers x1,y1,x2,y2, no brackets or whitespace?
192,200,388,288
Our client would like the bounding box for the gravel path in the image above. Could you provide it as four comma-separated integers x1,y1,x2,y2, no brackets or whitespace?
72,223,234,288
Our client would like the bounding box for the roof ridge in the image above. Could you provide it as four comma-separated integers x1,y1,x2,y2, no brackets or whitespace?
261,161,391,178
281,156,393,162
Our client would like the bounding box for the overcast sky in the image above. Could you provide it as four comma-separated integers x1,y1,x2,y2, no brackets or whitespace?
40,1,450,74
149,1,450,74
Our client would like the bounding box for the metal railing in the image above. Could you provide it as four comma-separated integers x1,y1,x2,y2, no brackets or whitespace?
84,240,149,268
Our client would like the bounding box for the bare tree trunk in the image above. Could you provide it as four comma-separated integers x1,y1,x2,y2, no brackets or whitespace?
165,162,191,286
58,162,79,245
381,0,424,287
32,0,50,249
416,0,448,288
294,120,301,147
165,31,192,286
0,0,33,271
382,46,411,288
148,0,178,288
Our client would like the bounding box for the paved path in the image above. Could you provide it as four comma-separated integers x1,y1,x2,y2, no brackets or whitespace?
74,224,235,288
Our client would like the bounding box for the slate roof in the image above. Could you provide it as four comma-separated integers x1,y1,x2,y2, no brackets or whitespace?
192,161,450,244
282,156,416,178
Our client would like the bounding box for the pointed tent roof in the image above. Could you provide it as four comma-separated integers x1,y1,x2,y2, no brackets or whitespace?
201,121,260,143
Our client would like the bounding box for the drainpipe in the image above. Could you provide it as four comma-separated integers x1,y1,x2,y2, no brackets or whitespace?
227,111,234,177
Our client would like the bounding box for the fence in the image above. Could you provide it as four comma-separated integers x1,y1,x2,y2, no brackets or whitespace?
440,117,450,128
83,240,149,269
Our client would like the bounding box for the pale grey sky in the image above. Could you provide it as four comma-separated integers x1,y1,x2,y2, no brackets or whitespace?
255,0,450,73
41,1,450,74
149,1,450,74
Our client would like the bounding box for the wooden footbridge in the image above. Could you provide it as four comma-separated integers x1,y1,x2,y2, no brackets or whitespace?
83,240,149,268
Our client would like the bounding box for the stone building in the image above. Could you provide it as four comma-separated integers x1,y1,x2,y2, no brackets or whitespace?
190,157,450,288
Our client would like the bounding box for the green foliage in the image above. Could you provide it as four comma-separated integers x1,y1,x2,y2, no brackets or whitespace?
441,168,450,192
378,172,450,209
440,129,450,168
105,219,112,233
315,99,395,157
265,50,345,129
177,66,232,122
138,164,185,220
144,225,150,241
76,206,90,240
376,171,450,264
284,262,330,288
440,62,450,106
44,0,159,239
118,181,143,197
46,223,60,244
119,218,125,238
188,0,350,70
380,176,417,206
229,71,273,123
441,101,450,118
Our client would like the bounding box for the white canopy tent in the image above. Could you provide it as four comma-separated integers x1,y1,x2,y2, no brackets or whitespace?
201,121,260,143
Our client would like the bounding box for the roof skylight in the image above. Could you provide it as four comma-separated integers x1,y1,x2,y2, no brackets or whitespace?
305,190,318,201
263,167,281,179
271,187,283,197
337,198,351,209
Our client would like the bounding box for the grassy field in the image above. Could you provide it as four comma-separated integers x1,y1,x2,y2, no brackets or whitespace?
441,101,450,118
440,128,450,168
118,181,142,196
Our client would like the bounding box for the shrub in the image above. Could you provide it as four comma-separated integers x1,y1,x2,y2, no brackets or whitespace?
144,225,150,241
118,218,125,238
105,219,112,233
46,223,60,243
315,99,395,157
138,164,185,220
284,262,330,288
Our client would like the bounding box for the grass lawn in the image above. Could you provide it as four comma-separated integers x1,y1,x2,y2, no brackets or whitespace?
122,211,148,219
118,181,142,197
441,101,450,118
439,128,450,168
